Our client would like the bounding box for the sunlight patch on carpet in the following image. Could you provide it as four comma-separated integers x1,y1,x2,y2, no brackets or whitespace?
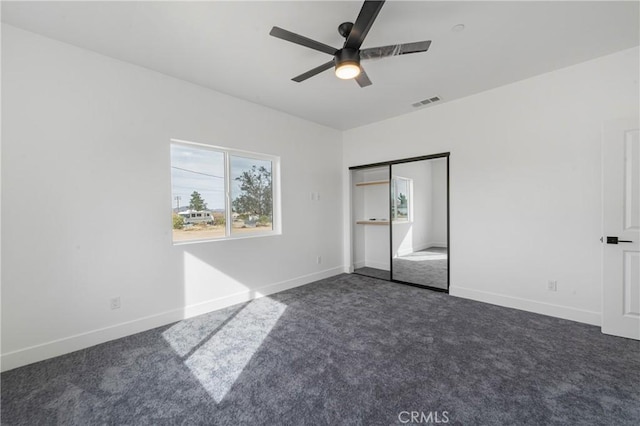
163,297,286,403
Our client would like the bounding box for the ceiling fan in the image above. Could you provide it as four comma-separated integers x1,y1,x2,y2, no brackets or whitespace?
269,0,431,87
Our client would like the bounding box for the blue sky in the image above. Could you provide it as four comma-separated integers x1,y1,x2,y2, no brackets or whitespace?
170,144,270,211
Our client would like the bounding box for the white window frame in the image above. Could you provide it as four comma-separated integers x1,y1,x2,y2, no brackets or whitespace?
392,175,412,223
171,139,281,244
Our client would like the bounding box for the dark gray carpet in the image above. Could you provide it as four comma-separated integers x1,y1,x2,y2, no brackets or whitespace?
2,274,639,425
393,247,448,289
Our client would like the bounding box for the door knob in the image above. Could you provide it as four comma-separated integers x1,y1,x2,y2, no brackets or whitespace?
606,236,633,244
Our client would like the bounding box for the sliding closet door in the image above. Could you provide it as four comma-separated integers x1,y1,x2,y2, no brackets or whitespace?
390,157,449,290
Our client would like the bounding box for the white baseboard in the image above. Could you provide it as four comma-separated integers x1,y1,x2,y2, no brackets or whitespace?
397,243,430,257
364,260,390,271
427,241,447,248
396,248,410,257
450,286,601,326
1,266,344,372
396,243,447,257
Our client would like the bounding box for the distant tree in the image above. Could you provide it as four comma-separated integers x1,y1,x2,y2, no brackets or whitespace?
232,165,272,217
189,191,207,211
398,193,408,209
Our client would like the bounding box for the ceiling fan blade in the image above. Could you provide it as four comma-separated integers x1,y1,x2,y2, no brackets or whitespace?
344,1,385,51
270,26,337,56
292,60,335,82
355,67,372,88
360,40,432,60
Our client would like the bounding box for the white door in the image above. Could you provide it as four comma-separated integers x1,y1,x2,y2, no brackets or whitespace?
602,118,640,340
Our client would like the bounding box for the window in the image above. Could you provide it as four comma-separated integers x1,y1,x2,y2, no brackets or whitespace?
391,176,412,222
170,140,279,243
230,155,273,235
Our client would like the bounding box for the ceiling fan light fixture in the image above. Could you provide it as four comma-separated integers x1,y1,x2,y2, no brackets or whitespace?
334,48,361,80
335,62,361,79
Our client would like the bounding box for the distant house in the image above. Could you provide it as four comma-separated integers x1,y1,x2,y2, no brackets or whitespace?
178,209,212,224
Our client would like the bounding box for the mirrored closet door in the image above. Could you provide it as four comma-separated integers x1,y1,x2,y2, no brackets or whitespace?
350,153,449,292
390,157,448,290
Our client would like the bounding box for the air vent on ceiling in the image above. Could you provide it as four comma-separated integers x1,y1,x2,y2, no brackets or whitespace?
412,96,441,108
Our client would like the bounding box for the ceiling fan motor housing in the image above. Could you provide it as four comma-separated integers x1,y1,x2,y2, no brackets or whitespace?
334,48,360,69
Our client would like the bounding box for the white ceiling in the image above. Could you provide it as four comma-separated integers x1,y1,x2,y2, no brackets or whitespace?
2,1,638,130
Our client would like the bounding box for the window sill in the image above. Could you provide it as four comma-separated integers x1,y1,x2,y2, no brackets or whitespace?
172,230,282,245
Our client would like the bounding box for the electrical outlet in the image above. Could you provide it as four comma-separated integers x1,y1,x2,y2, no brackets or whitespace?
317,256,322,264
547,281,558,292
110,297,121,310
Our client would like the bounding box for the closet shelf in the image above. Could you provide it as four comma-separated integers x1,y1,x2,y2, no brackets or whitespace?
356,220,390,225
355,180,389,187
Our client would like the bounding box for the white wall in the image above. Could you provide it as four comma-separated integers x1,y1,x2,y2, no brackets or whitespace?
1,25,343,371
343,47,640,325
430,159,448,247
